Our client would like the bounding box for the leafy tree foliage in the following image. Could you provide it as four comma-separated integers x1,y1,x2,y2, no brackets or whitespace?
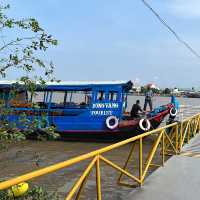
140,86,147,94
163,88,171,94
0,4,59,147
0,4,57,82
151,88,160,94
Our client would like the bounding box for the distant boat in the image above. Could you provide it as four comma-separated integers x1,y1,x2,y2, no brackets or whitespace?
186,92,200,98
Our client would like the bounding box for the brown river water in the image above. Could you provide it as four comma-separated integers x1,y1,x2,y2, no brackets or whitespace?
0,96,200,199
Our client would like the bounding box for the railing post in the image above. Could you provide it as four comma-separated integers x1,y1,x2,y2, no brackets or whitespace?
187,122,191,143
75,175,89,200
175,124,179,154
142,131,163,181
139,138,143,187
96,155,102,200
117,142,136,184
194,117,199,135
162,131,165,166
65,157,97,200
179,122,183,150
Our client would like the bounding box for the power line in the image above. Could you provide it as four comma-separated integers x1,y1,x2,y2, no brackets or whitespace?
141,0,200,59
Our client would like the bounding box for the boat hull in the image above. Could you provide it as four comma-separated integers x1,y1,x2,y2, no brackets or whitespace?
59,109,170,142
186,93,200,98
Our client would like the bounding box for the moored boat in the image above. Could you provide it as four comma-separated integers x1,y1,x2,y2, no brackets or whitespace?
0,80,179,141
186,92,200,98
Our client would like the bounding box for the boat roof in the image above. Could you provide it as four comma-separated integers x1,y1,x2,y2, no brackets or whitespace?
0,80,133,91
0,80,128,85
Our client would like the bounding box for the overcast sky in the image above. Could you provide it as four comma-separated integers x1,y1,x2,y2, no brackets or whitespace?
4,0,200,88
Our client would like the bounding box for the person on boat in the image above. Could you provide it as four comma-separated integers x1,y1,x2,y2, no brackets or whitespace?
144,86,153,111
171,95,179,110
131,100,143,118
167,95,180,123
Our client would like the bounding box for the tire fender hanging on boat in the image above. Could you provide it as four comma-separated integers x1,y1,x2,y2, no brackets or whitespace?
170,107,178,117
106,116,119,130
139,119,151,131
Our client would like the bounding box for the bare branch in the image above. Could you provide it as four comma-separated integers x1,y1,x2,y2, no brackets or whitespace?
0,36,38,52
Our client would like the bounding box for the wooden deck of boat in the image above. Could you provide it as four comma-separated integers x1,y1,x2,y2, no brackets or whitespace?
127,134,200,200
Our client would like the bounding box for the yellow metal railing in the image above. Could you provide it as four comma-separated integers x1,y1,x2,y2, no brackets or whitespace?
0,113,200,199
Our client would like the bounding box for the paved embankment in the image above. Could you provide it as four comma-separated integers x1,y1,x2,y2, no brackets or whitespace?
127,134,200,200
181,133,200,156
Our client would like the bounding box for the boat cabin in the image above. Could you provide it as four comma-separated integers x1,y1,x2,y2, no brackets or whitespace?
0,81,133,132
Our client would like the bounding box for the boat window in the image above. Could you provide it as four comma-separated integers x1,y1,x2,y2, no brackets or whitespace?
27,91,49,108
30,91,46,107
67,91,92,107
97,91,105,101
109,92,118,101
51,91,65,106
50,90,92,108
27,91,32,102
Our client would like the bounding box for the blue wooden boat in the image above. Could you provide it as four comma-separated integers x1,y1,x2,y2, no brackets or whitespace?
0,80,178,141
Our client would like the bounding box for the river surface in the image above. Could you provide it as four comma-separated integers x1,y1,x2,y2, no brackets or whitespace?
0,96,200,199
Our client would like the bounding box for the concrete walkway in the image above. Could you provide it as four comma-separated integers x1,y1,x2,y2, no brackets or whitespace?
127,134,200,200
182,133,200,155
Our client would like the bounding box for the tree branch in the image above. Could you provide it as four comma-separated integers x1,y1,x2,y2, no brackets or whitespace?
0,36,38,52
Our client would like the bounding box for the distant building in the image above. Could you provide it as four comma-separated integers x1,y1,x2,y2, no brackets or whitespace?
172,88,180,95
132,79,141,93
132,86,141,92
178,88,194,95
146,83,160,90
